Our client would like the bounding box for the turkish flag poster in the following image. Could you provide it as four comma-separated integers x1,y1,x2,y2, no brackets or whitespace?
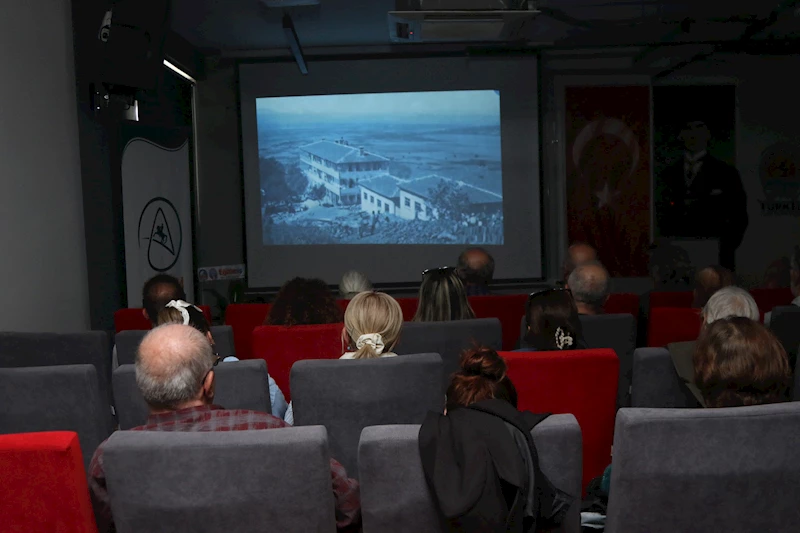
565,86,651,277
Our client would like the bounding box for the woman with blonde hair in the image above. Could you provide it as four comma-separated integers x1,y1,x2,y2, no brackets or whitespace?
341,291,403,359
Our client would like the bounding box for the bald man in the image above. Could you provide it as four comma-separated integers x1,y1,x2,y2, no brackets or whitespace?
563,243,598,283
692,265,734,308
567,260,610,315
457,247,495,296
89,324,361,531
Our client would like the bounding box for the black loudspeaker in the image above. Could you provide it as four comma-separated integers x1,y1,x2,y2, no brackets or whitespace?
99,0,170,91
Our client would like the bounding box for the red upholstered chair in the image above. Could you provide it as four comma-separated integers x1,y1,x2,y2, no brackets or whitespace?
647,307,703,347
605,293,640,317
224,304,272,361
0,431,98,533
395,297,419,321
114,306,212,333
251,323,344,401
469,294,529,350
501,349,619,490
336,299,351,314
648,291,694,310
749,287,794,316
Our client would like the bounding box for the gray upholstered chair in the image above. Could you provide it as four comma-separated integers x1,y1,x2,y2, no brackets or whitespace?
115,325,236,366
0,331,112,422
103,426,337,533
291,353,443,476
358,414,583,533
113,359,272,429
606,403,800,533
630,348,699,408
0,365,112,470
394,318,501,391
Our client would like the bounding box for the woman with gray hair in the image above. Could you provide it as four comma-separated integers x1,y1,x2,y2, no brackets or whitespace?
339,270,372,299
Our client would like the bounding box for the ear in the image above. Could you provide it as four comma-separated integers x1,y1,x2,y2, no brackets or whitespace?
201,370,215,402
206,331,215,346
142,308,149,320
604,293,610,304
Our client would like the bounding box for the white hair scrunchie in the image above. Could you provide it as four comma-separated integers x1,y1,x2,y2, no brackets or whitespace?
165,300,199,326
356,333,385,355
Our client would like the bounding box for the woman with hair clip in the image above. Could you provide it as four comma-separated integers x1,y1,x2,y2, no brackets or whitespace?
413,266,476,322
157,300,289,419
519,288,587,351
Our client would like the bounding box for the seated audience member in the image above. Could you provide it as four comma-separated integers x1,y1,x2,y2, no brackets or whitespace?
566,260,610,315
339,270,372,300
520,288,587,351
456,247,495,296
562,242,598,284
420,347,572,531
764,245,800,325
413,267,476,322
158,300,288,419
692,265,734,308
669,287,760,405
341,291,402,359
89,325,360,531
694,317,791,407
265,277,343,326
762,256,791,289
142,274,186,325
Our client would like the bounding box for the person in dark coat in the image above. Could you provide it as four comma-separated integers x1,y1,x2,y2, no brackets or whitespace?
656,119,748,271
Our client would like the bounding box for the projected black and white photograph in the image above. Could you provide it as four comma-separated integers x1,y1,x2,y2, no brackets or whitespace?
256,90,503,245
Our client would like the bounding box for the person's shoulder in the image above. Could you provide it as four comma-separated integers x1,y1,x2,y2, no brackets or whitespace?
215,408,288,427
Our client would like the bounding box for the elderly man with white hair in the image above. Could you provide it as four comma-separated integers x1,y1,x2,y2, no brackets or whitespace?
668,286,760,405
88,324,361,531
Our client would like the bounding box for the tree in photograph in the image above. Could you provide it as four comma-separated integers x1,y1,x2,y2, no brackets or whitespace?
259,157,291,201
429,181,470,219
284,162,309,196
309,184,328,202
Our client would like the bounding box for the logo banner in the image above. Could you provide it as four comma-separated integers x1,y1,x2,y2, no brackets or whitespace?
121,133,194,305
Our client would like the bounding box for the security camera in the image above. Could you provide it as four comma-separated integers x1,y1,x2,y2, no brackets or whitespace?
98,10,112,42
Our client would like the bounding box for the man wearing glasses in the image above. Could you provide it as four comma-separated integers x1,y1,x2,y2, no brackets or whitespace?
89,324,361,531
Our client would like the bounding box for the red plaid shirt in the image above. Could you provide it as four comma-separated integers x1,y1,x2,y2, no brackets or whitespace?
89,405,360,530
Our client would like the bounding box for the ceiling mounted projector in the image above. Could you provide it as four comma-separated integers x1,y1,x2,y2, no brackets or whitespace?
389,0,538,43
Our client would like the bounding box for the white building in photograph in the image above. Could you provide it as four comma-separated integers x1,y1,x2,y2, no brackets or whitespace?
299,139,390,205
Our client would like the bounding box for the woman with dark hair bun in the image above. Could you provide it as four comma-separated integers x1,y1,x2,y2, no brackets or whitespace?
446,346,517,411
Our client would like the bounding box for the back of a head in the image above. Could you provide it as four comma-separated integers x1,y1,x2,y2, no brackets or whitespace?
702,286,760,325
135,324,215,410
456,247,495,286
142,274,186,325
266,277,343,326
446,346,517,411
563,243,597,281
339,270,373,299
693,265,734,308
157,300,211,336
525,289,585,351
694,317,790,408
648,242,694,287
344,291,403,359
567,260,610,311
414,268,476,322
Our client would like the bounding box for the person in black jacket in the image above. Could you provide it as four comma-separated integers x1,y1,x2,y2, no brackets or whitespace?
656,119,748,271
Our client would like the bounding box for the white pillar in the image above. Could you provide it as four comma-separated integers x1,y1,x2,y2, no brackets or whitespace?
0,0,90,331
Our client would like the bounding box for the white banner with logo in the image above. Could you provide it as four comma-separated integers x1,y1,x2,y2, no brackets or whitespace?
121,136,194,305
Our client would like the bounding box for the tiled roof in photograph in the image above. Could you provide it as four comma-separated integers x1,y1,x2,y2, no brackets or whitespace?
398,175,502,205
300,140,389,164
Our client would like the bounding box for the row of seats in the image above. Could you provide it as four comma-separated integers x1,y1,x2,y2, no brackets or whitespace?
8,400,800,533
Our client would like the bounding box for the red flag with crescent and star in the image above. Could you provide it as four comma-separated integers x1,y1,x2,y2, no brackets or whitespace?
565,86,651,277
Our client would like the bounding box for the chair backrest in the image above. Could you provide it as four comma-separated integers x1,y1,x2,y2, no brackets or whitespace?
0,365,111,471
501,349,618,489
104,427,337,533
0,331,112,422
224,303,272,360
113,359,272,429
358,414,583,533
749,287,794,315
631,348,699,408
769,305,800,373
395,318,502,391
648,291,693,309
114,306,213,333
468,294,529,350
252,323,343,401
605,293,640,317
115,325,236,367
606,403,800,533
292,353,443,476
0,431,98,533
647,307,702,347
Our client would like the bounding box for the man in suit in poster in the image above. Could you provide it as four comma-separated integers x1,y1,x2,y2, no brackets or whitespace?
657,119,748,271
